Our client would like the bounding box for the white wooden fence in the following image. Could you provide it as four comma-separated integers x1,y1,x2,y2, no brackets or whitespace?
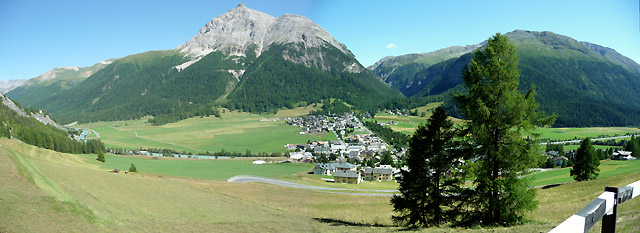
549,180,640,233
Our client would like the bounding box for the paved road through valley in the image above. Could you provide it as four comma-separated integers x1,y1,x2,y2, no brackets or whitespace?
227,175,398,196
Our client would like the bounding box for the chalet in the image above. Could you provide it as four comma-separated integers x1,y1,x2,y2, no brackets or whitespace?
348,145,362,152
314,146,330,154
331,144,346,151
314,163,337,175
361,167,394,181
612,150,636,160
286,144,297,150
289,152,304,160
296,144,309,151
368,144,380,151
348,151,359,159
334,170,362,184
335,163,358,172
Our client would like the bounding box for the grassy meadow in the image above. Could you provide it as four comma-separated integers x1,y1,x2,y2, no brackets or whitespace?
534,127,640,141
78,106,336,154
87,153,313,180
2,138,640,232
365,102,465,135
528,159,640,187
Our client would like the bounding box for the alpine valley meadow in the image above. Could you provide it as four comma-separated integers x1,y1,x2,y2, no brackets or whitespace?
2,2,640,233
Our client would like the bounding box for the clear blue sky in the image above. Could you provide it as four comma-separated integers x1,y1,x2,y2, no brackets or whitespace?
1,0,638,81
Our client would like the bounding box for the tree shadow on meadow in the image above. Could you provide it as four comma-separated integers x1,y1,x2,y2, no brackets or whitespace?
312,218,394,228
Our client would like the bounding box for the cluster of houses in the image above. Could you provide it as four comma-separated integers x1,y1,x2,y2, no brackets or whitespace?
313,162,395,184
286,113,361,135
286,134,401,165
284,113,401,164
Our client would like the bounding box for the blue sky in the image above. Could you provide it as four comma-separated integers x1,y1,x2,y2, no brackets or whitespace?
0,0,638,81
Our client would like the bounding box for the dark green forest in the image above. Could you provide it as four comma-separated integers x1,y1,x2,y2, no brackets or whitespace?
0,98,105,154
225,43,401,113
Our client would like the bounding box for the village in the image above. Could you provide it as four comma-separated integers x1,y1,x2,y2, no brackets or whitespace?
281,113,405,184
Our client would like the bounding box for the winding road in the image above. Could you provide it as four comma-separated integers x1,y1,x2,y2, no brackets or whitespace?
227,175,398,196
540,134,640,145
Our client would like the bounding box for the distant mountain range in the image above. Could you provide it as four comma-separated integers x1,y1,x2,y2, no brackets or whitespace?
370,30,640,127
6,5,640,127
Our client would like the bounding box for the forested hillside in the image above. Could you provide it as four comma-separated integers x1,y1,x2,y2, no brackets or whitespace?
375,30,640,127
0,95,104,154
7,60,114,106
226,43,401,113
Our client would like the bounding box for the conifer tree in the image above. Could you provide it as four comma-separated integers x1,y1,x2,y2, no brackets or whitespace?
624,138,640,157
454,33,555,226
129,163,138,173
391,106,464,227
97,150,105,163
571,138,600,181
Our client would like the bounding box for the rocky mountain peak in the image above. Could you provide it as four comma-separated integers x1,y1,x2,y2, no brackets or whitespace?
176,4,354,70
177,4,276,58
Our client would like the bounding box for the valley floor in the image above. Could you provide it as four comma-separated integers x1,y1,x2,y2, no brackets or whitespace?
2,138,640,232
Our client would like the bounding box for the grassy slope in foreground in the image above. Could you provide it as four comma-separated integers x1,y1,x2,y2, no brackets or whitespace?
1,138,640,232
78,106,336,154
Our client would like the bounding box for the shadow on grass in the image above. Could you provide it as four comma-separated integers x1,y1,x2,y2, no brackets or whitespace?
541,183,564,189
313,218,393,228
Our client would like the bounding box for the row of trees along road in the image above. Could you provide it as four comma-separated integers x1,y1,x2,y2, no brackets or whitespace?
392,33,556,227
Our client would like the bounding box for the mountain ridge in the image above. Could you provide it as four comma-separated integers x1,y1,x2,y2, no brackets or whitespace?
176,3,357,73
8,4,398,124
375,30,640,127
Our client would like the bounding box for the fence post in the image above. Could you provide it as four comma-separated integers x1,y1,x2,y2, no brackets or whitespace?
601,186,618,233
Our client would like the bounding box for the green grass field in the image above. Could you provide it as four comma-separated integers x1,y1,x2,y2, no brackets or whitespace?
2,138,640,232
563,144,621,151
88,154,313,180
535,127,640,141
78,107,336,153
529,159,640,187
366,103,465,135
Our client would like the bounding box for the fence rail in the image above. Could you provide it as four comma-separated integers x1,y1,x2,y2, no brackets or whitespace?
549,180,640,233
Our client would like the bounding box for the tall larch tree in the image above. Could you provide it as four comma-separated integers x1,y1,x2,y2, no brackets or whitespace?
455,33,555,226
391,106,464,227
